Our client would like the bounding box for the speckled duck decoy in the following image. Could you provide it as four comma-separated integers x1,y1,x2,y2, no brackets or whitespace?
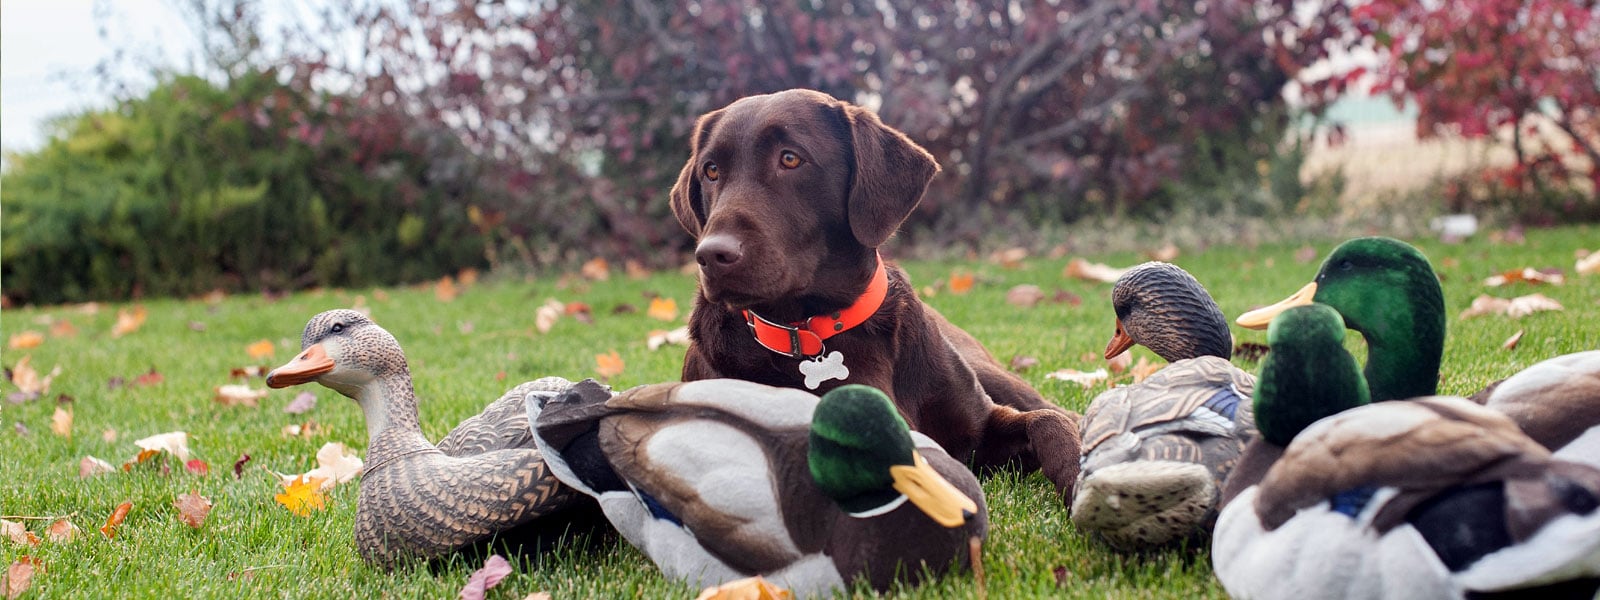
530,379,987,597
1072,261,1257,550
265,309,589,568
1214,304,1600,599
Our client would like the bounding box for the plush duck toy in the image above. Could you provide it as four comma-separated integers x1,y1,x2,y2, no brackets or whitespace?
266,309,592,568
1072,262,1257,550
1235,236,1599,462
530,379,987,597
1213,304,1600,599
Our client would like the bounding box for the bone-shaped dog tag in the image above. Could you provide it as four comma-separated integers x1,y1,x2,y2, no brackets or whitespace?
799,351,850,390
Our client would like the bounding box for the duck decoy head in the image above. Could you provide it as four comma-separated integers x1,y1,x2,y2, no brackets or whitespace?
808,384,978,528
1237,237,1441,335
1106,261,1232,361
266,309,403,395
1254,304,1370,446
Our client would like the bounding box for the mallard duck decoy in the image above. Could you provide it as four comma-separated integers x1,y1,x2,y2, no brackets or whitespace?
530,379,987,597
1214,306,1600,599
1072,262,1257,550
1235,236,1599,462
265,309,591,568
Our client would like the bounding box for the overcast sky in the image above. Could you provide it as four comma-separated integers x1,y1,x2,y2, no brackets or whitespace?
2,0,197,154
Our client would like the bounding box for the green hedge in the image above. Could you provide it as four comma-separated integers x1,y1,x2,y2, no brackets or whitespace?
2,70,487,305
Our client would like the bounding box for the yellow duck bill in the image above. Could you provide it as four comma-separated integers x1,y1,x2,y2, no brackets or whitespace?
890,452,979,528
1236,282,1317,330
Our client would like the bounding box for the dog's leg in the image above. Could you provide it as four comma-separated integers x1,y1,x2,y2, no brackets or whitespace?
975,405,1082,503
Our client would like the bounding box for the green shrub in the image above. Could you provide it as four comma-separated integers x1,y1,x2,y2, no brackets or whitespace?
2,70,488,304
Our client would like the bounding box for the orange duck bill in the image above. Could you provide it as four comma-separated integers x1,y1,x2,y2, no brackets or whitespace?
266,343,335,388
1104,318,1135,359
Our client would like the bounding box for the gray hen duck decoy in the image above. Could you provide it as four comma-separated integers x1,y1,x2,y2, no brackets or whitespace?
1072,261,1257,550
266,309,591,568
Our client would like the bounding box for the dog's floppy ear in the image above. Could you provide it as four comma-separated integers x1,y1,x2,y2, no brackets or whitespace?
844,104,939,248
670,110,723,239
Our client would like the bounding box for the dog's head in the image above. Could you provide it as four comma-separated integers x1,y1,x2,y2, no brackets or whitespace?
670,89,939,310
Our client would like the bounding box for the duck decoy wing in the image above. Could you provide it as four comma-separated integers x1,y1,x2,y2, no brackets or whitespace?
1080,357,1256,463
1476,350,1600,456
438,378,574,456
1254,397,1551,531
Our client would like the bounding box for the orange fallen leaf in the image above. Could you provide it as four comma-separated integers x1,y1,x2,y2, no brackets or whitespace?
99,502,132,539
695,575,791,600
111,306,148,338
1045,368,1109,388
215,384,268,407
7,332,43,350
245,339,275,360
6,556,42,599
1502,330,1525,351
275,475,328,516
8,355,62,397
1063,258,1128,283
581,257,611,281
1483,267,1564,286
435,276,459,302
80,456,115,478
595,350,625,379
44,519,78,543
173,491,213,528
647,297,680,321
949,272,975,294
1,520,38,547
50,407,72,438
457,268,480,286
122,449,162,472
49,320,78,338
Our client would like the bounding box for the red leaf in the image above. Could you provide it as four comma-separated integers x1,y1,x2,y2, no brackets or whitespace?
232,454,252,479
185,459,210,476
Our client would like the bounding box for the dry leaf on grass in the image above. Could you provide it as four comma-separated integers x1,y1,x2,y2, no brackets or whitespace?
274,475,328,516
1459,294,1565,319
647,297,679,321
990,247,1029,269
1578,250,1600,275
2,520,38,547
233,454,252,479
564,302,594,325
276,442,363,491
1005,285,1045,308
625,259,650,280
79,456,115,478
7,332,42,350
133,367,164,387
1130,357,1163,383
215,384,268,407
281,420,322,439
595,351,625,379
173,491,212,528
1063,258,1127,283
949,272,975,294
8,356,62,400
1106,352,1132,374
535,299,563,334
283,392,317,415
435,276,459,302
49,320,77,338
647,326,690,351
99,503,132,539
1045,368,1109,388
50,407,71,438
1009,355,1039,373
134,431,191,462
44,519,78,543
1502,330,1525,350
1483,267,1564,286
6,556,42,599
695,576,791,600
245,339,276,360
111,306,148,338
459,555,513,600
523,593,552,600
581,257,610,281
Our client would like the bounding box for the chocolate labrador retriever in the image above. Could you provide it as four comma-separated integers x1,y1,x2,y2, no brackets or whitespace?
669,89,1082,502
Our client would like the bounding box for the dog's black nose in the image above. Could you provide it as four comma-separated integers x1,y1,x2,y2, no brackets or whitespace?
695,234,744,273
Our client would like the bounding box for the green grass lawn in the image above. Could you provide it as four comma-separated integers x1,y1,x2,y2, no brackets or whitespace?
3,226,1597,599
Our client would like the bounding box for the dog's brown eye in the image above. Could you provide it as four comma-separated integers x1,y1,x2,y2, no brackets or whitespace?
704,163,720,181
779,151,802,169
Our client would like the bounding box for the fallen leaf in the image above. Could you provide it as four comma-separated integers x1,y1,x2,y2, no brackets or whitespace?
611,303,638,315
6,556,42,599
1008,355,1039,372
565,302,594,324
647,297,679,321
102,428,117,443
287,442,363,490
99,502,132,539
7,332,43,350
1053,565,1072,588
134,431,191,461
523,593,552,600
214,384,268,407
281,420,322,438
647,326,691,351
1106,351,1132,374
459,554,514,600
694,576,791,600
1146,243,1180,262
50,407,71,438
1577,250,1600,275
1,520,38,547
949,272,975,294
49,320,77,338
1483,267,1564,286
185,459,210,476
233,454,252,479
283,392,317,415
990,247,1029,269
1063,258,1127,283
1459,294,1565,319
133,367,164,387
111,306,148,338
79,456,115,478
458,268,480,286
581,257,611,281
1130,357,1163,383
8,356,62,398
435,276,459,302
1502,330,1524,351
1045,368,1109,388
595,351,625,379
1005,284,1045,307
173,491,212,528
44,519,78,543
246,339,276,360
535,299,563,333
275,475,328,516
1051,289,1083,306
122,449,161,472
230,365,267,379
